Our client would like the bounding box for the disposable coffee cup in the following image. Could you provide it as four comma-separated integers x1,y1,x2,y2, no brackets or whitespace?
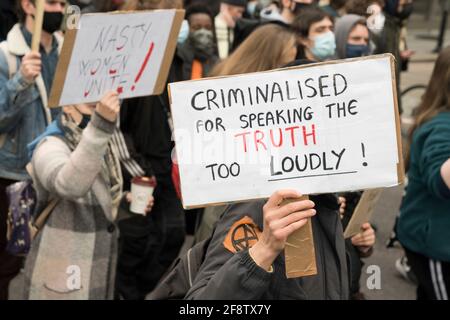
130,176,156,215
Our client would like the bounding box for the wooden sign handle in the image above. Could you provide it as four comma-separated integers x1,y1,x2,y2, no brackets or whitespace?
32,0,45,52
282,196,318,278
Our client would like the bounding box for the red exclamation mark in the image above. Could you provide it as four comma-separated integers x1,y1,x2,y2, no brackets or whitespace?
131,41,155,92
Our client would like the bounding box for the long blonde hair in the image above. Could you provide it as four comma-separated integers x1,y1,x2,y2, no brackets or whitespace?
209,24,297,77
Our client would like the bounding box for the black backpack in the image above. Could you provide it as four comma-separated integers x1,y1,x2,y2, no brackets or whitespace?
147,236,212,300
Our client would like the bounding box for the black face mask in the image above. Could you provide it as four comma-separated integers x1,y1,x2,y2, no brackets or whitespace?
41,11,64,34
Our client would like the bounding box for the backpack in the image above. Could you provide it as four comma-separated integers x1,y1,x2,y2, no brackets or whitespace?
147,236,212,300
5,165,58,256
5,181,36,256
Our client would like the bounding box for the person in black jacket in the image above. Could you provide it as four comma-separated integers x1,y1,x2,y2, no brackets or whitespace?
172,3,219,80
185,190,350,300
118,0,186,300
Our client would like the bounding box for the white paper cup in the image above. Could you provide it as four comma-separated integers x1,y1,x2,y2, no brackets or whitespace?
130,177,156,215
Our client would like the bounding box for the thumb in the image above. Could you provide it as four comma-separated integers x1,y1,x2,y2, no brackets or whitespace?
361,223,371,230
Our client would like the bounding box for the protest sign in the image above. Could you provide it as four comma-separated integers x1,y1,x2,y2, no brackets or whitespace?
169,54,404,209
344,188,383,239
49,9,184,107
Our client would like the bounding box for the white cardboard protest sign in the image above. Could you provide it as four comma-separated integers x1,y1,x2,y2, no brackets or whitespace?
169,54,404,209
49,9,184,107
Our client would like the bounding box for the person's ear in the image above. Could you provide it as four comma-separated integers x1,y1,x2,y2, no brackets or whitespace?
298,36,312,49
22,0,36,17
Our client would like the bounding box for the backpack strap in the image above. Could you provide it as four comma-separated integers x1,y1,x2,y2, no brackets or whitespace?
30,198,58,240
0,41,18,79
26,162,59,240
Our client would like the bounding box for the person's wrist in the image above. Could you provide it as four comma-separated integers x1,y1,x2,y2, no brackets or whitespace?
249,240,279,272
19,70,34,85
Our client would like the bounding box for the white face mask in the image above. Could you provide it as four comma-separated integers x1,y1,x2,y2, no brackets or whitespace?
177,20,189,44
310,31,336,61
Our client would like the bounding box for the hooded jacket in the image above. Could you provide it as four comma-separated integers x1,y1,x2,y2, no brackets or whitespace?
334,14,366,59
185,194,349,300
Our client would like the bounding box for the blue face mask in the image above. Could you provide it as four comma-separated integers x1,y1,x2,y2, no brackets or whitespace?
346,44,370,58
310,31,336,61
177,20,189,44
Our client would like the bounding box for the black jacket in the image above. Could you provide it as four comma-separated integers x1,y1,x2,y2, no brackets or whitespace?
0,0,17,41
172,41,218,81
185,194,349,300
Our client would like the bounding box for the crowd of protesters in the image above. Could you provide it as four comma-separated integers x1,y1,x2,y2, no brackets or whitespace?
0,0,448,301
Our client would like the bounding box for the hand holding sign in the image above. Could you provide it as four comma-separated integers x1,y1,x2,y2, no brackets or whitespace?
351,222,375,253
96,90,120,122
249,190,316,272
20,52,42,84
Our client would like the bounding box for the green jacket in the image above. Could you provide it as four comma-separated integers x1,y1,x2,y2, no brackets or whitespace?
398,112,450,262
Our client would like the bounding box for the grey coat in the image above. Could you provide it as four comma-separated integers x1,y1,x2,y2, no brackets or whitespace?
21,112,121,300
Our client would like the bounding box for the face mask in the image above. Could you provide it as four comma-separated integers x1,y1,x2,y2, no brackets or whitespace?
346,44,370,58
189,28,215,61
79,114,91,129
310,31,336,61
42,11,64,34
177,20,189,44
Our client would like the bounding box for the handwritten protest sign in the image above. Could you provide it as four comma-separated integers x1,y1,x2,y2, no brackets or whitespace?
49,9,184,107
169,54,404,209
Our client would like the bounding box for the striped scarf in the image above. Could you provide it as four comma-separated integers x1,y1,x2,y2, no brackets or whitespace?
59,114,123,211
